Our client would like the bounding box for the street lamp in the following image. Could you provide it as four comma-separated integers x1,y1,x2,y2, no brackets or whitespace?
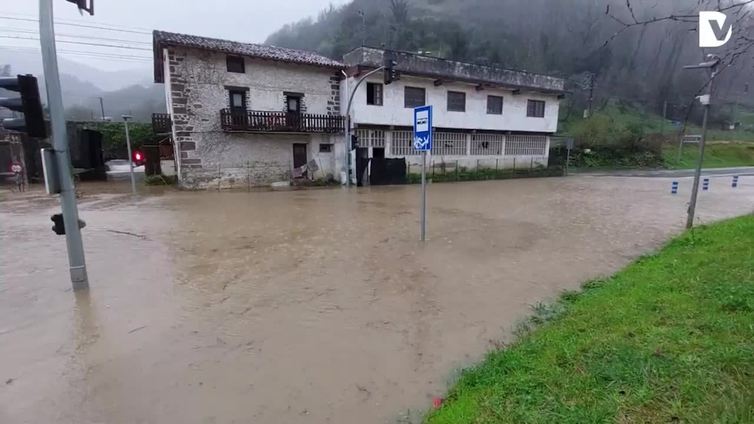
122,114,136,194
682,54,720,229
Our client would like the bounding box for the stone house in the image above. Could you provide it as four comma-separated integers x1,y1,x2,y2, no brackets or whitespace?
152,31,566,188
342,47,566,182
152,30,346,189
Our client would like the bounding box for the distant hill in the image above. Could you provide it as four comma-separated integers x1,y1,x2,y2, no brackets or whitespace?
1,47,163,123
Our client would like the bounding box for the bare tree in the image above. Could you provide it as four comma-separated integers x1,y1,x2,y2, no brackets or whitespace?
603,0,754,128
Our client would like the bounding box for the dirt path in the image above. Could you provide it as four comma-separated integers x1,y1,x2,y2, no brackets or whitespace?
1,176,752,423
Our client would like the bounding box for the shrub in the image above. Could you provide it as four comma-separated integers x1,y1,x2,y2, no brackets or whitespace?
144,174,177,186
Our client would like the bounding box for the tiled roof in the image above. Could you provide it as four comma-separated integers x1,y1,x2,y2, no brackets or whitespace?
153,30,344,82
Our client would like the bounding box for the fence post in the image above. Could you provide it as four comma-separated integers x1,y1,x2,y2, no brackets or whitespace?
530,157,534,171
217,163,222,191
246,160,251,192
455,160,459,181
513,157,516,171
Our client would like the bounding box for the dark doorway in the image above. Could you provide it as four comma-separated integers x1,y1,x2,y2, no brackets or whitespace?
293,143,308,172
355,147,369,186
286,94,302,131
228,88,247,127
373,147,385,159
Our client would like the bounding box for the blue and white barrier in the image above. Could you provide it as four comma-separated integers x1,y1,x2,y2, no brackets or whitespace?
702,178,710,191
671,181,679,195
732,176,739,188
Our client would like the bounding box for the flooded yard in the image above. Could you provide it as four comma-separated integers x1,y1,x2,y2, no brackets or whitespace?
1,176,752,423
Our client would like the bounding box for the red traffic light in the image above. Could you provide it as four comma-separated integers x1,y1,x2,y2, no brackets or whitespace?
132,150,145,165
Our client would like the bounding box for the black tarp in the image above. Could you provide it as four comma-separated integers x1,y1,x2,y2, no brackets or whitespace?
370,158,406,185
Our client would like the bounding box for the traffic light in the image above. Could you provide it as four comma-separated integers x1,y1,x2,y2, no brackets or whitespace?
350,134,359,150
51,213,86,236
66,0,94,15
0,75,47,138
132,149,145,166
384,53,399,85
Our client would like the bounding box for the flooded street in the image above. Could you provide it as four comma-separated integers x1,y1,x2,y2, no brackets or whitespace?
1,176,752,424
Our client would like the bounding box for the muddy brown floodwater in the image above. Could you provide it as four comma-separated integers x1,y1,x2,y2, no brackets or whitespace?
1,176,752,423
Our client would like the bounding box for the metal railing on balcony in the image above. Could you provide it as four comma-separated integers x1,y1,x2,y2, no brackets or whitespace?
152,113,172,134
220,109,344,133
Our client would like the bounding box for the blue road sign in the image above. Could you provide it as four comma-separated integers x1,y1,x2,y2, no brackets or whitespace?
413,105,432,152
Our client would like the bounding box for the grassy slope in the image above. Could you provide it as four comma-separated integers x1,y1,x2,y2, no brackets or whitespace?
426,215,754,424
663,142,754,169
561,104,754,169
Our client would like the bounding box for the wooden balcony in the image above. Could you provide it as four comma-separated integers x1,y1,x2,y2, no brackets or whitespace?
220,109,344,134
152,113,172,134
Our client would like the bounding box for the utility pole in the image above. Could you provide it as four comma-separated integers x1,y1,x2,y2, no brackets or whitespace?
39,0,88,290
661,100,668,135
683,55,720,229
586,72,595,118
358,10,366,46
98,96,105,120
123,115,136,194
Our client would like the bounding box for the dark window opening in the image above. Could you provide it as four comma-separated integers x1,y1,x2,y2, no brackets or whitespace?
527,99,546,118
286,95,302,113
319,143,333,153
366,82,383,106
228,89,246,110
487,95,503,115
447,91,466,112
404,86,426,108
226,55,245,73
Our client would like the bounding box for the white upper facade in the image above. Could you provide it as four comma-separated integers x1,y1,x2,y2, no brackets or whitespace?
346,74,560,133
343,47,565,134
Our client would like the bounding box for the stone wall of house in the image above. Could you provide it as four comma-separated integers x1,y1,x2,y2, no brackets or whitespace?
164,46,343,189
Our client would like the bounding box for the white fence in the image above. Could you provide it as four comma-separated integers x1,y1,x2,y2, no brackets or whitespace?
388,130,548,158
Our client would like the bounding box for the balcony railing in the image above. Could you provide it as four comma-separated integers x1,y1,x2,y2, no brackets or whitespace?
152,113,172,134
220,109,344,134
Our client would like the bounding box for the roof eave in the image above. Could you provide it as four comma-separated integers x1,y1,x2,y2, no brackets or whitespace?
349,65,566,95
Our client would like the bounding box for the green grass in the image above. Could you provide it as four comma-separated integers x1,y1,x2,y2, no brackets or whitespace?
426,215,754,424
663,142,754,169
707,129,754,143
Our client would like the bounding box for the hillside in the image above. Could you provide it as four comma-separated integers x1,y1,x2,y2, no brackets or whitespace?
266,0,754,117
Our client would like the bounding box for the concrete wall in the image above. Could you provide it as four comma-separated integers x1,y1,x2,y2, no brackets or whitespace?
162,46,343,189
347,74,560,133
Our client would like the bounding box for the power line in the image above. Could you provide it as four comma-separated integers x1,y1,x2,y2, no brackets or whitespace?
0,12,154,32
1,46,152,62
0,35,152,51
0,16,152,35
0,27,151,45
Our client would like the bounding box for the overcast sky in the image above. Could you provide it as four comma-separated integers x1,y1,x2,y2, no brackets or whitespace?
2,0,349,70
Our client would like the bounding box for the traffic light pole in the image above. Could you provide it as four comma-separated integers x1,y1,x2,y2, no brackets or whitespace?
39,0,89,290
123,116,137,194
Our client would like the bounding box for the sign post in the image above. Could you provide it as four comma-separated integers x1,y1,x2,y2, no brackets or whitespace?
413,105,432,242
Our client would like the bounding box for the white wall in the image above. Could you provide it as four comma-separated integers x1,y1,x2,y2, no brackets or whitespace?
348,75,560,133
